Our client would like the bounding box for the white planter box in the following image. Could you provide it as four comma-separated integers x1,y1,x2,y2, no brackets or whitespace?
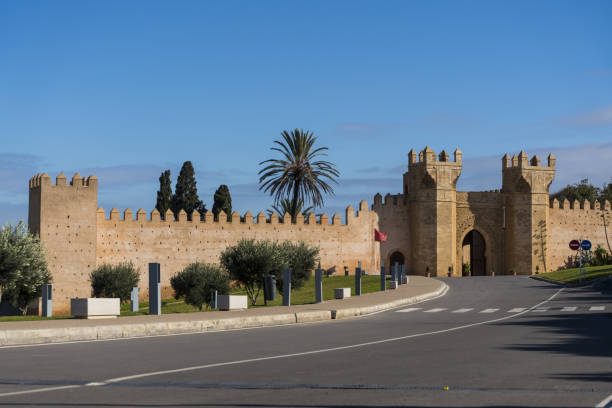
71,298,120,319
388,281,398,289
217,295,247,311
334,288,351,299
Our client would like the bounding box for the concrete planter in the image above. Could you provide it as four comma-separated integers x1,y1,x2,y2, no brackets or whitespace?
70,298,120,319
388,281,398,289
334,288,351,299
217,295,247,311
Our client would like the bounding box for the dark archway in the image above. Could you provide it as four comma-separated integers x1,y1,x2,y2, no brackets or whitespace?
389,251,405,271
462,230,486,276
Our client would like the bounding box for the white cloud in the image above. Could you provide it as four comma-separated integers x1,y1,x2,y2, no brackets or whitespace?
561,106,612,127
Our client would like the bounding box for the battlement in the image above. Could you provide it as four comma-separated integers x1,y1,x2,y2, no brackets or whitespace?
97,200,372,227
408,146,462,167
372,193,406,208
502,152,556,169
550,198,611,211
29,172,98,189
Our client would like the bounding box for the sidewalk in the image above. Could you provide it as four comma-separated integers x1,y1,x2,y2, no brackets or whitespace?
0,276,447,347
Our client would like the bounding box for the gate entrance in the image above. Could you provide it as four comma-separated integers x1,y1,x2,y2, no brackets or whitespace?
389,251,405,271
462,230,486,276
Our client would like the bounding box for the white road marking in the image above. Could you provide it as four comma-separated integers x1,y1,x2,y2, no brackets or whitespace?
451,308,473,313
0,385,81,397
532,307,549,312
396,307,421,313
561,306,577,312
480,308,499,313
590,306,605,311
508,308,526,313
424,308,447,313
0,287,564,398
596,392,612,407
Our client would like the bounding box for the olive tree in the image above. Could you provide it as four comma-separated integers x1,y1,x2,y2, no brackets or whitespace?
220,239,282,305
170,262,229,310
0,222,51,315
90,262,140,303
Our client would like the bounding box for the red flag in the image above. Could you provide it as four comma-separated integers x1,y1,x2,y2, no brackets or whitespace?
374,229,388,243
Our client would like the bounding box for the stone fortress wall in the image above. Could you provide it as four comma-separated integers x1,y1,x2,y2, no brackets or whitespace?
548,199,611,271
374,147,611,277
28,173,380,314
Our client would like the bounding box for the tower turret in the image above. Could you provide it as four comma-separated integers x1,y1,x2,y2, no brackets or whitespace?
501,152,556,274
402,146,463,276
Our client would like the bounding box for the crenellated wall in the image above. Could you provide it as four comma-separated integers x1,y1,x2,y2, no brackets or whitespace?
548,198,612,270
29,173,380,313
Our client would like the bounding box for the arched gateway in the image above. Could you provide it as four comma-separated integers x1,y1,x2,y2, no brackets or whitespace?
462,230,486,276
389,251,405,269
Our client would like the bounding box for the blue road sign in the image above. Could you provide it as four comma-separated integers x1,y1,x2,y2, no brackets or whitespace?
581,240,592,250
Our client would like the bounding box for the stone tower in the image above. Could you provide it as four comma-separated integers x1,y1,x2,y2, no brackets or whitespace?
501,152,555,274
28,173,99,303
403,147,463,276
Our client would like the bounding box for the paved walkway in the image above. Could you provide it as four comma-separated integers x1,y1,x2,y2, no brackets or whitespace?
0,276,446,346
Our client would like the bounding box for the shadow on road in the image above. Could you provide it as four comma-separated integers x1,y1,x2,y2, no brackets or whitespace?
0,403,579,408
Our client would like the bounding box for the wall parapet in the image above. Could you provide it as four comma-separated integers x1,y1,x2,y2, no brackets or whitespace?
550,198,611,210
407,146,462,166
97,200,373,227
372,193,406,208
29,172,98,189
502,151,556,169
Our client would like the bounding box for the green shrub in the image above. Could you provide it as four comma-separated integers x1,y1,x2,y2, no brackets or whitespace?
0,222,51,315
274,241,319,291
593,245,609,266
90,262,140,303
170,262,229,310
462,262,471,276
220,239,281,305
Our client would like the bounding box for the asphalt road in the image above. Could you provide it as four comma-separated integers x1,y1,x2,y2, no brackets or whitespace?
0,276,610,407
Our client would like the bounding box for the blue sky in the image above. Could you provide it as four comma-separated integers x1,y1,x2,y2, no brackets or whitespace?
1,1,611,224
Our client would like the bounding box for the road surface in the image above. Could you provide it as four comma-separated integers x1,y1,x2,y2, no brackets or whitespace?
0,276,610,407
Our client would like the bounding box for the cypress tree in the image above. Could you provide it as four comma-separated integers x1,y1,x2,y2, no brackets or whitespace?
155,170,173,220
171,161,206,220
212,184,232,221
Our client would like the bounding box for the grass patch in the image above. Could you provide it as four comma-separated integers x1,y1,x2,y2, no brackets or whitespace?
536,264,612,284
1,275,386,321
123,275,384,313
231,275,383,307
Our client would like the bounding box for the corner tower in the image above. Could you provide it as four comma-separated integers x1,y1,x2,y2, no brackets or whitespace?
404,147,463,276
28,173,99,309
501,152,555,274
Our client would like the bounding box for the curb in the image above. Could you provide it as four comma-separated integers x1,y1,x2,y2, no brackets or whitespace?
0,282,448,347
332,282,448,319
530,274,612,288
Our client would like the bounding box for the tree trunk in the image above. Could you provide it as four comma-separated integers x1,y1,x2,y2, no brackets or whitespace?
291,187,300,220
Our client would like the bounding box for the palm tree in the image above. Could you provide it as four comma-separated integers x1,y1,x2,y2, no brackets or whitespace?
259,129,339,219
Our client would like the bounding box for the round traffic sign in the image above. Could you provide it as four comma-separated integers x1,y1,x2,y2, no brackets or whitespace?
569,240,580,250
581,240,592,250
